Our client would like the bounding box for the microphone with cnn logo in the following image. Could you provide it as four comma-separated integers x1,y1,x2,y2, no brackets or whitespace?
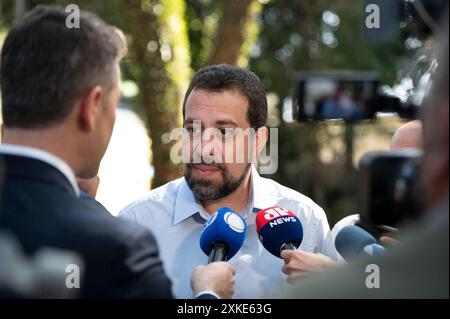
256,206,303,258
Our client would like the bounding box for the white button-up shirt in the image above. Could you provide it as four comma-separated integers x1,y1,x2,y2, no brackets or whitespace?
119,165,337,298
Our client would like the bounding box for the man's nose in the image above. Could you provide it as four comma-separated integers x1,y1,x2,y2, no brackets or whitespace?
200,128,223,162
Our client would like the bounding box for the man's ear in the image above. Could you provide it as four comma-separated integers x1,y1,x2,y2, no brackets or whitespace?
77,86,103,132
255,126,269,160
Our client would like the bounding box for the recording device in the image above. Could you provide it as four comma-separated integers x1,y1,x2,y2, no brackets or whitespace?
293,0,448,123
0,232,83,298
335,225,386,261
293,71,418,123
358,149,424,236
363,0,449,42
199,207,247,263
255,206,303,258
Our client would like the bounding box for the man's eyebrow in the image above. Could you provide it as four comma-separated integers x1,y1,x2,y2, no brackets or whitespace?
215,119,239,127
184,118,199,125
183,118,239,127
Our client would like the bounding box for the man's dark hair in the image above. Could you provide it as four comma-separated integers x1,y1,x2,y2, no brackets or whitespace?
182,64,267,129
0,5,127,128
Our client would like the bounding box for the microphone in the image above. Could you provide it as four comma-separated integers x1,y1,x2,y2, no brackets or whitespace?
335,225,386,261
255,206,303,258
199,207,247,263
362,243,385,257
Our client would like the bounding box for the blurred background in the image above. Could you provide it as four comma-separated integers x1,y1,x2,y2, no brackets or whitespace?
0,0,429,224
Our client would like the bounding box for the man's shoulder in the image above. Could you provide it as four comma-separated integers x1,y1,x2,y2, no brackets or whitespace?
67,196,152,245
119,177,184,219
1,179,154,255
59,199,166,298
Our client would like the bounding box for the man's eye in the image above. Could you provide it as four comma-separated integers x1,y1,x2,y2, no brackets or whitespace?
186,127,201,134
219,128,234,137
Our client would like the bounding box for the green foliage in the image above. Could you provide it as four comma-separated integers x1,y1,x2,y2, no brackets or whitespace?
249,0,413,225
238,0,263,68
0,0,415,224
186,0,220,71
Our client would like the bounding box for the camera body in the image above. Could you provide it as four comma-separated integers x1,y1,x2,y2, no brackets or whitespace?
293,0,448,124
293,71,417,123
364,0,449,42
357,149,424,236
291,0,448,235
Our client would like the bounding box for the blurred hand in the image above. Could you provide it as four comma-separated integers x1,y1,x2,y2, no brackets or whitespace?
281,250,338,284
191,262,236,299
379,236,399,247
77,176,100,198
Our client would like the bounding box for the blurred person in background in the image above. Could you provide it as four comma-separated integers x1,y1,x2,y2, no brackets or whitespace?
390,120,423,151
275,11,448,298
330,119,424,260
77,176,100,199
280,119,425,280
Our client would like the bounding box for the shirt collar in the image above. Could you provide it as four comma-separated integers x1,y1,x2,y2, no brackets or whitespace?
0,143,80,197
250,164,278,211
173,165,275,225
173,177,204,225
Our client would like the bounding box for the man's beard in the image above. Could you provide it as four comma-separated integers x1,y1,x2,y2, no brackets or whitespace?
185,162,251,201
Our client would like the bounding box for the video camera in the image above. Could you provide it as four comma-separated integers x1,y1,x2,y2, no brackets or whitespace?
357,149,424,237
293,71,418,123
293,0,448,124
291,0,447,236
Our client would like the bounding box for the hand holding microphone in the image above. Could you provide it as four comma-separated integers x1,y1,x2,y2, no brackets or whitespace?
191,262,236,299
255,206,303,257
256,206,337,283
192,207,246,298
280,250,338,284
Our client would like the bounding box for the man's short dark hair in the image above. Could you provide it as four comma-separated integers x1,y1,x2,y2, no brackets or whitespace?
0,5,127,128
182,64,267,129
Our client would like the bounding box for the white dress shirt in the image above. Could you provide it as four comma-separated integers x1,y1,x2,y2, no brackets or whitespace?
119,165,337,298
0,143,80,197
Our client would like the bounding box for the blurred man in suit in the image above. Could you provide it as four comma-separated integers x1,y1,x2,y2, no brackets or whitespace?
0,5,235,299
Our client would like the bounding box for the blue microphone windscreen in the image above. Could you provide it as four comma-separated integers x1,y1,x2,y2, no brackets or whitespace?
361,243,385,258
199,207,247,260
335,225,377,261
256,208,303,258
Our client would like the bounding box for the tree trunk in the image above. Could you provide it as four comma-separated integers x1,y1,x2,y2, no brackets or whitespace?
119,0,262,187
121,0,188,187
207,0,255,65
344,123,354,170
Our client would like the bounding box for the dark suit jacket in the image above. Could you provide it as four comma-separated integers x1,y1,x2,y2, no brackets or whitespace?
0,153,173,298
